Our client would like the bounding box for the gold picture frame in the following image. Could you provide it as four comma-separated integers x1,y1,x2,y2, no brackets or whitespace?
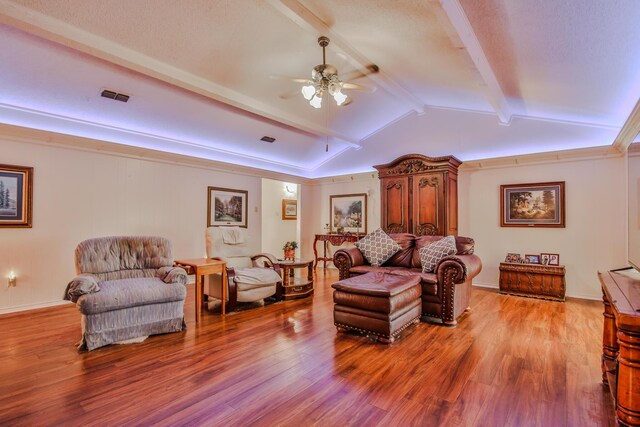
0,164,33,228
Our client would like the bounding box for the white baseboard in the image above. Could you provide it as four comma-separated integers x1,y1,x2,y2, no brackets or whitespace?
0,299,73,315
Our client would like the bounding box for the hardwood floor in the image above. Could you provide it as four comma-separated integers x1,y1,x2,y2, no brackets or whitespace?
0,269,614,426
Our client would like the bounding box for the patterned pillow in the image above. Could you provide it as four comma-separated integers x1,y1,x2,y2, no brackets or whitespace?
355,228,402,267
419,236,457,273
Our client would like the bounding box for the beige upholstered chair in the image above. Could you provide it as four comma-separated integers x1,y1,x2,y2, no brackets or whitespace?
205,227,282,311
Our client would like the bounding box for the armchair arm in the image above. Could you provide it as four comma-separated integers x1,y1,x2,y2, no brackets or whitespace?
436,254,483,285
333,247,366,280
251,253,281,274
157,266,188,285
64,274,100,303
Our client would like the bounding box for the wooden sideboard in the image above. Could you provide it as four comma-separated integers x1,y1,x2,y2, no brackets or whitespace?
499,262,566,301
373,154,461,236
599,267,640,426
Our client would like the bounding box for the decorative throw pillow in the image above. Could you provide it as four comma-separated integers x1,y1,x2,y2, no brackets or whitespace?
355,228,402,267
419,236,457,273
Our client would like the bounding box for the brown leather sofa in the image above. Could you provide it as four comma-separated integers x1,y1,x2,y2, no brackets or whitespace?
333,234,482,326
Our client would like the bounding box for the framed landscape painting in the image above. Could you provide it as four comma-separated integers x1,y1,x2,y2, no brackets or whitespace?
330,193,367,234
207,187,248,228
282,199,297,220
500,181,565,228
0,164,33,228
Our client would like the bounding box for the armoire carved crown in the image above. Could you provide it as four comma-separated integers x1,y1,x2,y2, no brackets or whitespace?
373,154,461,237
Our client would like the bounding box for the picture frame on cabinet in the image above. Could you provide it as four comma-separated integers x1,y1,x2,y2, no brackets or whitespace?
525,254,541,264
0,164,33,228
541,253,560,266
505,253,521,263
500,181,565,228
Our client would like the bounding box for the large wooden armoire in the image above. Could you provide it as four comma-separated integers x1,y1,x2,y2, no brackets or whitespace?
373,154,461,236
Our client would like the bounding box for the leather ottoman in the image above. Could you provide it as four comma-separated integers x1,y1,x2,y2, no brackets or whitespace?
331,272,422,343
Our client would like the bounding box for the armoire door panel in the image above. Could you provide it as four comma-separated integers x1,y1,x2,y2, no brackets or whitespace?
447,175,458,235
382,177,409,233
413,174,445,236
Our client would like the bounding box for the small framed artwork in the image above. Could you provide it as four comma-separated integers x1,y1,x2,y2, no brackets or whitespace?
542,253,560,266
282,199,297,220
330,193,367,234
207,187,248,228
0,164,33,228
500,181,565,228
505,253,521,263
525,254,541,264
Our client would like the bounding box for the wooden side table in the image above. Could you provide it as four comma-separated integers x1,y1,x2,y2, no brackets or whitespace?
276,259,314,300
313,234,361,269
499,262,566,301
174,258,227,323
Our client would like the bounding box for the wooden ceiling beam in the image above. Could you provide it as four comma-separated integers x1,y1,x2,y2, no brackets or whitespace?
613,97,640,152
439,0,513,124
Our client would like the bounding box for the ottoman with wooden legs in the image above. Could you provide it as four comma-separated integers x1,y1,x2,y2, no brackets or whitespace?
331,272,422,343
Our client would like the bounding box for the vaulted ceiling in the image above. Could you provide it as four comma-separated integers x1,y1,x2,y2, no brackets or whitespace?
1,0,639,177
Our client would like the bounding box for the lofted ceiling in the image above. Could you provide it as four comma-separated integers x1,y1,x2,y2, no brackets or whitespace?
0,0,639,177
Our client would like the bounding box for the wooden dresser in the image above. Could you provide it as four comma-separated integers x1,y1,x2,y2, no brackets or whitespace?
373,154,461,236
499,263,566,301
599,267,640,426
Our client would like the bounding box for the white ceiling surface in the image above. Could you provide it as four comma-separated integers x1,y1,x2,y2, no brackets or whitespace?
0,0,639,178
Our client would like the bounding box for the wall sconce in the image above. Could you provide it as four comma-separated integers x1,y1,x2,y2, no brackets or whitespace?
284,185,295,195
8,271,16,287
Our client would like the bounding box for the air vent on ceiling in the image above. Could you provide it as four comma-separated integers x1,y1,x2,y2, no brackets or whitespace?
260,136,276,143
101,89,130,103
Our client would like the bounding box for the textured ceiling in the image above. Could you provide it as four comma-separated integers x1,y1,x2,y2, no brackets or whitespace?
0,0,639,177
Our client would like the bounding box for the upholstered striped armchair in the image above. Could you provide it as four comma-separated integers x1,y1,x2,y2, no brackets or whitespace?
64,236,187,351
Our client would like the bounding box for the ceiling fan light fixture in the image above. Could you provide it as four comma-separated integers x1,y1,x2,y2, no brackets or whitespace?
333,91,347,106
301,84,315,100
309,94,322,109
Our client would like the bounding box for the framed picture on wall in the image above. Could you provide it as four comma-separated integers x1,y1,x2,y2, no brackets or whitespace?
207,186,248,228
330,193,367,234
282,199,297,220
500,181,565,228
0,164,33,228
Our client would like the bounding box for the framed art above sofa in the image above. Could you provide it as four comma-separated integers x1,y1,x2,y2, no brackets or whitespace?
330,193,367,234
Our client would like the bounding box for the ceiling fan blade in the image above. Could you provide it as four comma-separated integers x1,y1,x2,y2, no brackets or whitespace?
339,98,353,107
342,82,376,93
339,64,380,82
269,74,311,84
279,88,303,100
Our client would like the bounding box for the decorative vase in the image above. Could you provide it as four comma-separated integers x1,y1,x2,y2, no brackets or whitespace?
284,249,295,260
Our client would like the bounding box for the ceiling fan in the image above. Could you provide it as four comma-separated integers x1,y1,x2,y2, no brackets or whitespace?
278,36,378,108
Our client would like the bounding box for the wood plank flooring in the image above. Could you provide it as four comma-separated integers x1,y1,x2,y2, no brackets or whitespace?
0,269,614,426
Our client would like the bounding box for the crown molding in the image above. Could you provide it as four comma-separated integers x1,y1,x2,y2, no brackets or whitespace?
0,123,313,184
460,145,623,171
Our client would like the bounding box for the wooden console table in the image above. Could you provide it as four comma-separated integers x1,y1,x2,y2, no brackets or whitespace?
313,234,360,269
499,262,566,301
599,267,640,426
276,259,314,300
174,258,227,323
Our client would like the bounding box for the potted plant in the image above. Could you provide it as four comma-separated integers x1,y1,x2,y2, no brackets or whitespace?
283,241,298,260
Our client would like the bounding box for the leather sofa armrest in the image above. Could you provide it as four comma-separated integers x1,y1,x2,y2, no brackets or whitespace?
436,254,483,284
157,266,188,285
64,274,100,303
333,247,365,280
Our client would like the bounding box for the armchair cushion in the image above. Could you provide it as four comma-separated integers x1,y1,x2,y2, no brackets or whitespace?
233,267,282,287
355,228,402,267
77,278,186,315
157,266,188,285
419,236,457,273
65,274,100,303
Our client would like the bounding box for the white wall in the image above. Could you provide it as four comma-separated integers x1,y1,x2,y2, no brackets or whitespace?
300,173,380,262
0,137,263,313
459,156,627,299
261,178,298,258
